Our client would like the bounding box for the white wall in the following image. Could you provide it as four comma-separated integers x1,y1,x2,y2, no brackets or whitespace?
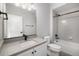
0,3,7,38
23,13,36,35
36,3,50,38
0,3,6,49
51,3,66,10
6,3,36,36
0,3,6,12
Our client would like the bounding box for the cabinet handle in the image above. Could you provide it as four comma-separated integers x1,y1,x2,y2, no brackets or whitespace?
34,50,37,53
32,52,34,54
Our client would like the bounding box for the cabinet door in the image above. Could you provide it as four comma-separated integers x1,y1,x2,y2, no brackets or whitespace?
34,43,47,56
17,49,34,56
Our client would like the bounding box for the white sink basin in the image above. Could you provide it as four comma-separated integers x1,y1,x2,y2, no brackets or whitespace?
20,40,37,47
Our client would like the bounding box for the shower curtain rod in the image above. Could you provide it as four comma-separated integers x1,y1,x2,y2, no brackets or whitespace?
54,10,79,17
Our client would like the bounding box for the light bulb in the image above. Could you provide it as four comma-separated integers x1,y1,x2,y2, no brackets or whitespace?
14,3,36,11
22,5,26,9
28,7,32,11
31,5,36,10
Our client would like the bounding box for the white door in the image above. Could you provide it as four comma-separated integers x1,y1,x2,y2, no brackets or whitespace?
17,49,34,56
7,14,23,38
34,43,47,56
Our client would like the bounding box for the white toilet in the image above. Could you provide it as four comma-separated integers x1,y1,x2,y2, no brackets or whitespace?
44,36,61,56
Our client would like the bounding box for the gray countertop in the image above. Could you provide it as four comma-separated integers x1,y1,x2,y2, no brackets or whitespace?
0,37,47,56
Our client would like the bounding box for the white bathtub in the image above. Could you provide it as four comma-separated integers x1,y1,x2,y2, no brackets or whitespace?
54,40,79,56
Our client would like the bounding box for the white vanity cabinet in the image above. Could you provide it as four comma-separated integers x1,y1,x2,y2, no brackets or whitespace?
34,43,47,56
17,49,34,56
17,42,47,56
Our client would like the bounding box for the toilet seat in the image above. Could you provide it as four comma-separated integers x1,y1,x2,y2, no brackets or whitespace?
48,44,61,52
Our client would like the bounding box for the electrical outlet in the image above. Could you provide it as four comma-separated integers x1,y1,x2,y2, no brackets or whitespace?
69,37,72,40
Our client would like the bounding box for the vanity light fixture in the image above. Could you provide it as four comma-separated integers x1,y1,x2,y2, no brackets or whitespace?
14,3,36,11
27,5,32,11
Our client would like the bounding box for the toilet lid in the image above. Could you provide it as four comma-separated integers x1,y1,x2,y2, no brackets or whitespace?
48,44,61,49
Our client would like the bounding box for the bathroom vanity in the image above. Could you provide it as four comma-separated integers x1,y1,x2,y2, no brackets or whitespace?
0,37,47,56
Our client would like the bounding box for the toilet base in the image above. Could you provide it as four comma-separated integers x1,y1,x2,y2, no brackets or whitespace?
47,49,60,56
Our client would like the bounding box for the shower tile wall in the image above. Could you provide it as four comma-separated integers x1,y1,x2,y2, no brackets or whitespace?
58,14,79,43
53,3,79,43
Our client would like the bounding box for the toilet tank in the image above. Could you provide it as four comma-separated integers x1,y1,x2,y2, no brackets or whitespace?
44,36,50,44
